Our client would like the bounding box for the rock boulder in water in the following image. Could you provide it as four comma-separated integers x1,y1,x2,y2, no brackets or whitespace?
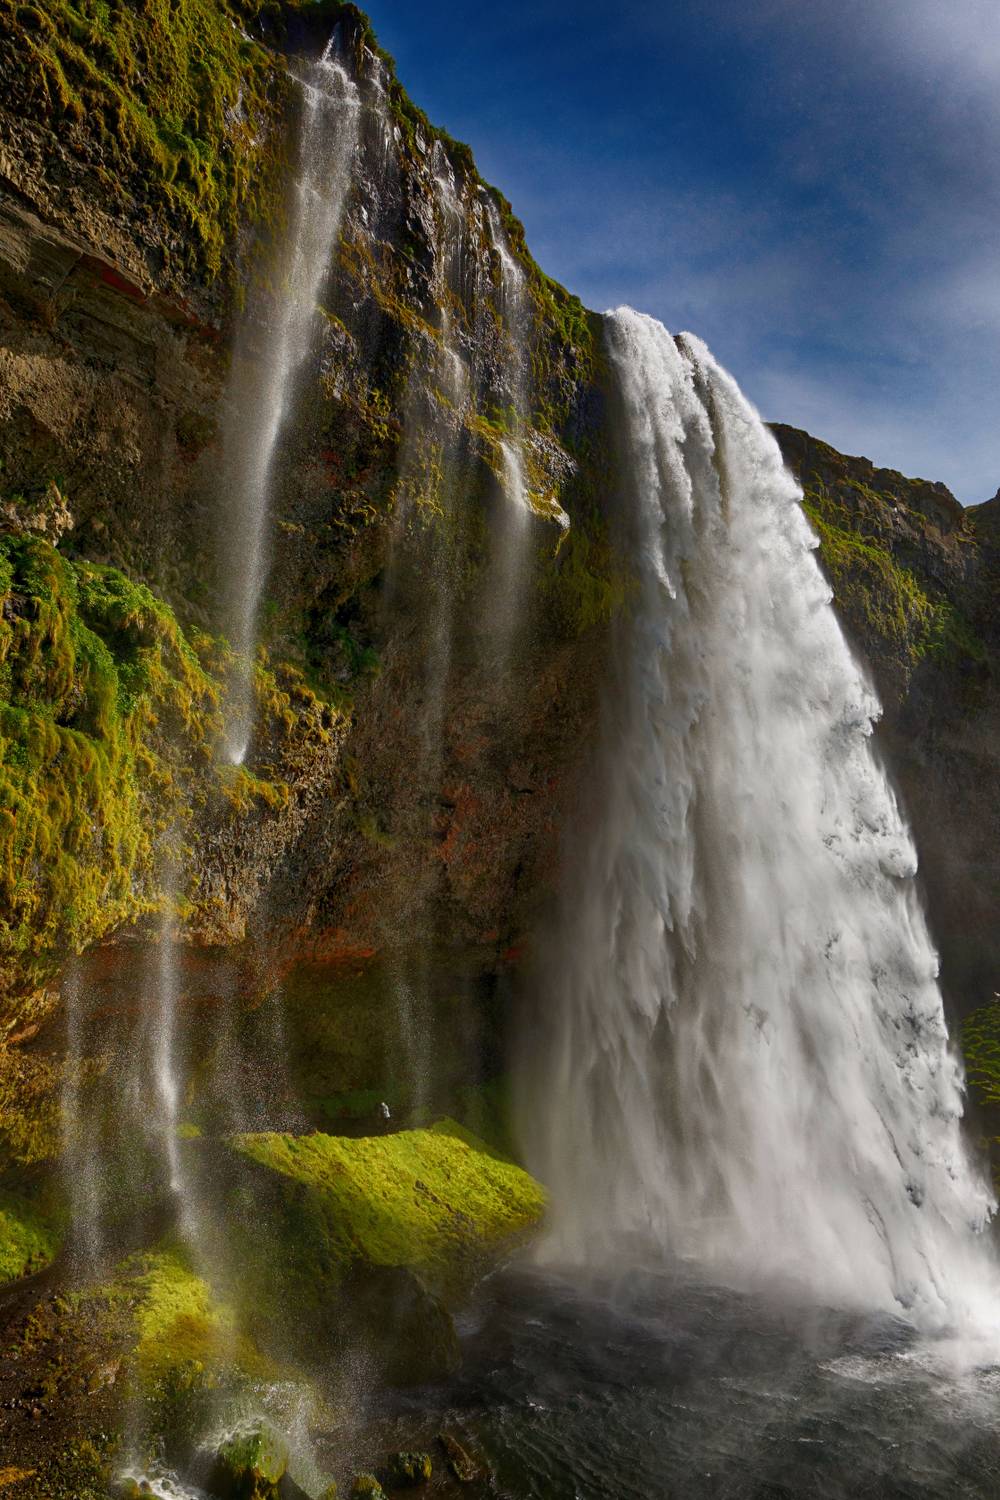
438,1432,481,1484
349,1477,385,1500
386,1450,433,1486
210,1421,289,1500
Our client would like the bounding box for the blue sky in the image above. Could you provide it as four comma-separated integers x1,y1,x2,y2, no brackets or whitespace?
360,0,999,503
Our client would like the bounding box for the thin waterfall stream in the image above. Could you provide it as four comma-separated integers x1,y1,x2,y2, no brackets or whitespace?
220,39,359,765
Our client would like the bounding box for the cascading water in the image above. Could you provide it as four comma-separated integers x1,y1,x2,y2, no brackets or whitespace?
484,200,534,665
377,142,476,1120
220,39,359,765
60,961,102,1271
522,306,999,1338
145,896,199,1244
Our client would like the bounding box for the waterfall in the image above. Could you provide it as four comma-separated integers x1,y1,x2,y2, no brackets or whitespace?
220,39,360,765
61,962,102,1270
484,200,534,668
145,898,199,1245
522,306,999,1337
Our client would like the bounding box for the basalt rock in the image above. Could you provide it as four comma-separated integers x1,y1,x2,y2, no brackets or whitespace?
773,424,1000,1012
0,1,614,1155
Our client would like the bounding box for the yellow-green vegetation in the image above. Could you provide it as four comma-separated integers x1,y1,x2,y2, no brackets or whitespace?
961,1003,1000,1115
0,530,338,1008
538,512,631,637
228,1120,545,1301
0,1179,63,1281
960,1003,1000,1190
122,1246,269,1381
0,0,296,281
86,1245,280,1462
802,489,985,667
0,532,222,996
128,1247,233,1377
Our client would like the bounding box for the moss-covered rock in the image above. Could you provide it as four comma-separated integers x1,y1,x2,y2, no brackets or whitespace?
100,1245,278,1460
0,0,298,290
349,1476,385,1500
228,1119,544,1287
385,1451,432,1487
222,1121,544,1378
0,1177,63,1281
0,533,223,999
210,1420,289,1500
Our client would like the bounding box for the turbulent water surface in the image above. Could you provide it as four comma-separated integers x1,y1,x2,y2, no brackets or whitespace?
363,1264,1000,1500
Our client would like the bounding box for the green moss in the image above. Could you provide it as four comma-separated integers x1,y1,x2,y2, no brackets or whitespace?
0,0,291,282
538,511,630,637
801,488,985,668
80,1245,279,1463
0,1179,63,1281
127,1246,234,1377
802,495,935,654
227,1120,545,1311
962,1003,1000,1114
0,534,223,996
212,1421,289,1494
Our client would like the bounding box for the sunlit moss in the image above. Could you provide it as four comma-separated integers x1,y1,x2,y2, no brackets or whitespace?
0,534,223,995
227,1120,546,1318
0,0,293,281
802,491,985,667
0,1178,63,1281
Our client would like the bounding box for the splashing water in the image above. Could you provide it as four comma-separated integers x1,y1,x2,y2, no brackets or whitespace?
521,307,1000,1344
60,962,103,1271
220,39,360,764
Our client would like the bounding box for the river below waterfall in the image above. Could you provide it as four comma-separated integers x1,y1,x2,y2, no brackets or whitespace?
340,1263,1000,1499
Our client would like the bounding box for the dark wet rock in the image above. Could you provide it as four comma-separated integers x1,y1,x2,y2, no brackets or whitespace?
277,1473,312,1500
340,1263,460,1386
438,1432,481,1484
349,1476,386,1500
385,1450,433,1487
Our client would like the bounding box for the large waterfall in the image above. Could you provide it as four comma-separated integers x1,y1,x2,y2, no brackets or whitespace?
220,39,359,764
522,308,998,1335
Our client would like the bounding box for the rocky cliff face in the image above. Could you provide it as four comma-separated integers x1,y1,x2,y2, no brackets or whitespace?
0,0,996,1193
772,425,1000,1017
1,6,999,1494
0,0,619,1182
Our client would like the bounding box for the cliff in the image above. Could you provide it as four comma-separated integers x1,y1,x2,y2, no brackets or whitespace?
0,0,613,1058
0,0,995,1167
0,0,996,1169
1,3,999,1493
772,425,1000,1015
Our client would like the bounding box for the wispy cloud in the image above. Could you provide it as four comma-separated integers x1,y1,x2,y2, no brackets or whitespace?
364,0,999,499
